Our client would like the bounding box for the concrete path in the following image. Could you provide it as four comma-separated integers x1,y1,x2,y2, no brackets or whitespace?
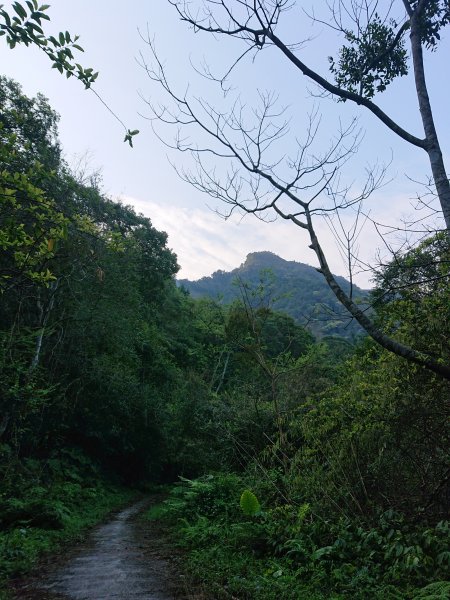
15,499,184,600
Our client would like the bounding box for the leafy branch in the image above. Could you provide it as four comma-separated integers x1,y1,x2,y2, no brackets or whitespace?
0,1,138,146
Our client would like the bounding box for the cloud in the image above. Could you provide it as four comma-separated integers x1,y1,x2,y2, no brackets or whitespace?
123,195,316,277
121,192,429,288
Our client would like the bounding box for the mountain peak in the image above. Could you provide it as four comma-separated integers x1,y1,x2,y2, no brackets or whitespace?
243,251,287,268
178,251,369,339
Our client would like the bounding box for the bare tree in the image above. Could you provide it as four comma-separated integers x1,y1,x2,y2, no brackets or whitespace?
164,0,450,227
139,0,450,380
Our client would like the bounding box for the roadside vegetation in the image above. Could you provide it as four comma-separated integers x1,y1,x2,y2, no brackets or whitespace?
0,67,448,599
148,259,449,598
155,474,449,600
0,450,134,585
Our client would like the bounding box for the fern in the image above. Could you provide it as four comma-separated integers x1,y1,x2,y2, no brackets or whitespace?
412,581,450,599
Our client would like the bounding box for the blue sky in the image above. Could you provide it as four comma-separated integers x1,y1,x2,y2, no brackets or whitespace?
1,1,448,285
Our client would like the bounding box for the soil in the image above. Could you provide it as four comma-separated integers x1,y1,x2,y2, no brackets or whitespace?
9,497,205,600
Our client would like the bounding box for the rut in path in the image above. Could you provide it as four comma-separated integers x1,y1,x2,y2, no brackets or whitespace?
17,498,185,600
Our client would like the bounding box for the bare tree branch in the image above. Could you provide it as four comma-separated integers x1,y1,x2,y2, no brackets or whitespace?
140,2,450,380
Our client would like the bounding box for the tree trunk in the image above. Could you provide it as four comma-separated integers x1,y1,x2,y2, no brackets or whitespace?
30,279,59,371
409,11,450,231
215,351,230,394
306,211,450,380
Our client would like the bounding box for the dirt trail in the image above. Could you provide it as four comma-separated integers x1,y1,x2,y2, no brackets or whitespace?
14,498,187,600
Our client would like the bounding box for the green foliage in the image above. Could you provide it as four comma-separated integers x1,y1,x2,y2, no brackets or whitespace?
123,128,140,147
1,64,448,600
328,1,450,99
290,344,449,518
179,251,367,340
160,475,450,599
412,581,450,599
329,15,408,98
0,77,214,494
0,2,98,87
283,235,449,521
240,490,261,516
156,235,449,599
0,77,67,290
0,449,134,581
0,3,137,144
371,233,449,363
411,0,450,49
0,166,67,290
163,474,244,522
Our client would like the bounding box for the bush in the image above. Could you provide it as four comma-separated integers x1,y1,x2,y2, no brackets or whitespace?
160,474,450,599
0,450,134,582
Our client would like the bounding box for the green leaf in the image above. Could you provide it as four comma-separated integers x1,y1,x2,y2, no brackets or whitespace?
412,581,450,599
28,21,43,34
312,546,333,560
13,2,27,19
239,489,261,516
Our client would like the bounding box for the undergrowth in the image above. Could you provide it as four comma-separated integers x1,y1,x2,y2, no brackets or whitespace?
154,473,450,600
0,447,135,591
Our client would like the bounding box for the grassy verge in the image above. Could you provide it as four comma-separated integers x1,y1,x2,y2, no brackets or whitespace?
0,452,137,596
151,473,450,600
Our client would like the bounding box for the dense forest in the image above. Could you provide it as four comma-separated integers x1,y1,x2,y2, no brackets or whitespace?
0,74,449,599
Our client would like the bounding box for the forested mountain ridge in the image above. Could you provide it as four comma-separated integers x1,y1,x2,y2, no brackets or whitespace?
1,72,449,599
179,251,369,339
0,0,446,595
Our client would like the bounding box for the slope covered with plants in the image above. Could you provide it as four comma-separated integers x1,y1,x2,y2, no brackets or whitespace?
159,234,449,599
0,78,449,599
179,251,369,339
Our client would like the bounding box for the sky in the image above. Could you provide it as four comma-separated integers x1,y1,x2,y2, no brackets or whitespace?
1,1,449,286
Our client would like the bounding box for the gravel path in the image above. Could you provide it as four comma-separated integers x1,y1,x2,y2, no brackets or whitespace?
14,498,185,600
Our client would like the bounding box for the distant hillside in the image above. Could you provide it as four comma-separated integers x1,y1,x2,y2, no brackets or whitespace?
178,251,369,339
